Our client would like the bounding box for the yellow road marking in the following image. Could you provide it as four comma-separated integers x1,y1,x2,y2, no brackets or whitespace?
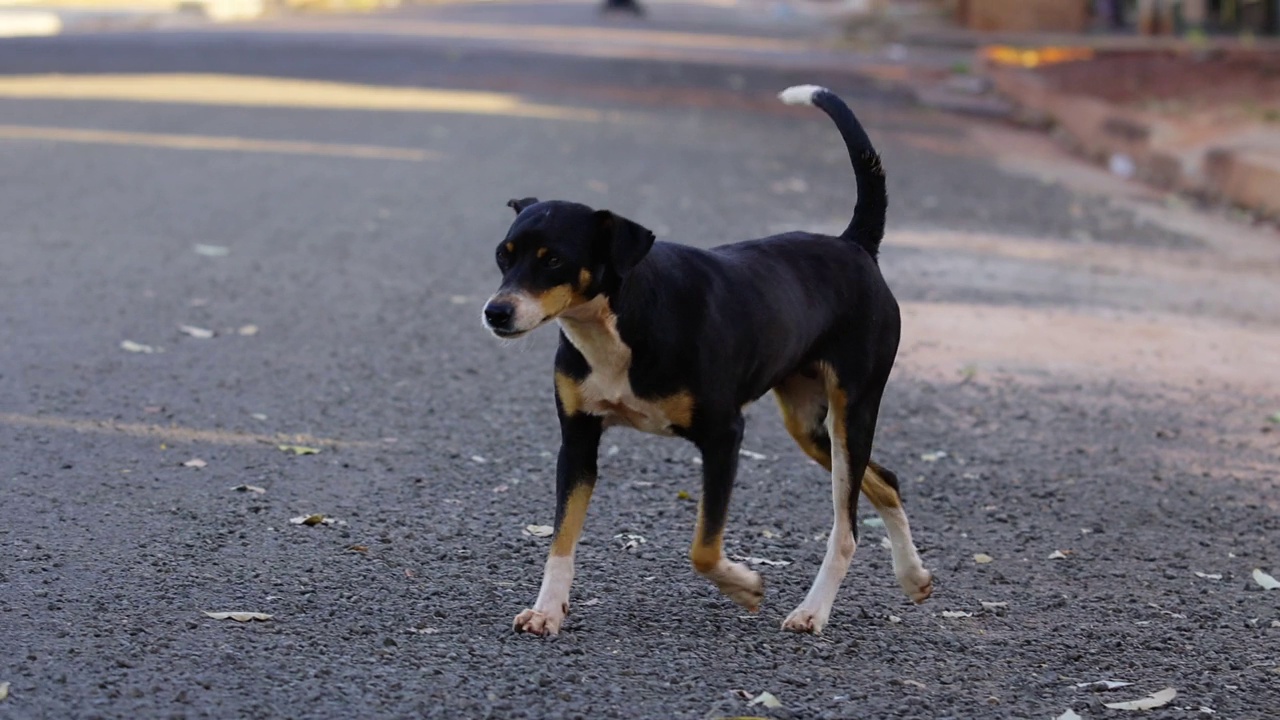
0,74,601,121
0,412,376,449
0,124,438,161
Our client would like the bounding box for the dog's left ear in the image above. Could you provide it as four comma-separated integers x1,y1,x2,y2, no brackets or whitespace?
595,210,655,277
507,197,539,214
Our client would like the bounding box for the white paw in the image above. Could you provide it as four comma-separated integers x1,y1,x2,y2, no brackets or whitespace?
781,606,827,634
899,566,933,604
513,607,565,636
708,562,764,611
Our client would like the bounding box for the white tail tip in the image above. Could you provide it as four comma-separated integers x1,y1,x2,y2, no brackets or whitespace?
778,84,826,106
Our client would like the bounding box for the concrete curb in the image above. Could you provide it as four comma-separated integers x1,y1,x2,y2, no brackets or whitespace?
986,62,1280,220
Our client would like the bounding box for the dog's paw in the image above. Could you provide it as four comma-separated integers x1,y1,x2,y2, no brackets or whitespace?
513,608,564,636
711,562,764,611
899,567,933,604
781,606,827,634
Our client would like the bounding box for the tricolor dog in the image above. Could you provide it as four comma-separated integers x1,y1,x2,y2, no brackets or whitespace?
483,85,933,636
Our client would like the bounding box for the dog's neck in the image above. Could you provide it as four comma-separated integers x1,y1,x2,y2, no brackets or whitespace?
557,295,630,372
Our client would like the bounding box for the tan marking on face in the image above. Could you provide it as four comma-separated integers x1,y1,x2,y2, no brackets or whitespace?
534,284,590,321
550,484,594,557
504,242,515,253
689,510,723,575
536,247,548,259
578,268,592,291
554,371,583,417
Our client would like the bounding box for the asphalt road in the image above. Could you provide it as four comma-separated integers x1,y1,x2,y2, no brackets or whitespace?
2,3,1278,718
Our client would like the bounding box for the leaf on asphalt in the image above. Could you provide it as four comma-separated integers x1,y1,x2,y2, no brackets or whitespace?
1074,680,1133,690
901,679,927,689
1194,571,1222,580
193,244,230,257
250,412,268,421
347,545,368,553
277,445,320,455
762,529,780,539
582,598,601,607
231,484,266,494
920,451,948,462
974,553,994,564
747,691,782,709
1048,550,1071,559
863,517,885,528
203,611,272,622
981,601,1008,610
237,324,259,336
941,611,974,618
614,533,646,550
120,340,156,354
738,449,767,461
470,455,487,464
523,524,554,537
731,554,791,567
178,324,214,339
182,458,207,469
1103,687,1177,710
676,489,692,501
492,484,509,493
290,514,335,526
1253,568,1280,590
888,614,902,623
1055,711,1082,720
0,681,8,701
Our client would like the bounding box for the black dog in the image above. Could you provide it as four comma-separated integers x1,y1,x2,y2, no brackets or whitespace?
484,85,932,636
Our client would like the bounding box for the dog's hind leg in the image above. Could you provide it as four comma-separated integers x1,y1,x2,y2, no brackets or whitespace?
689,414,765,611
513,409,603,636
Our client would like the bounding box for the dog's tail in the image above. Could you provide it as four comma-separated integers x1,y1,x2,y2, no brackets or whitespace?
778,85,886,260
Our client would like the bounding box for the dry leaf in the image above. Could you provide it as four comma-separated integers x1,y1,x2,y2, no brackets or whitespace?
974,553,994,564
178,324,214,339
347,545,369,553
582,598,601,607
1048,550,1070,560
762,529,780,539
182,458,207,469
120,340,156,354
470,455,487,464
0,681,8,702
277,445,320,455
738,449,767,461
1194,571,1222,580
1253,569,1280,590
203,611,272,622
193,244,230,257
676,490,692,501
981,601,1008,610
747,691,782,709
250,413,267,421
731,554,791,567
237,324,259,336
941,611,974,618
1056,711,1081,720
290,514,334,526
1103,687,1177,710
523,525,554,537
614,533,646,550
901,679,927,689
1075,680,1133,690
920,451,948,462
863,517,885,528
888,615,902,623
231,484,266,494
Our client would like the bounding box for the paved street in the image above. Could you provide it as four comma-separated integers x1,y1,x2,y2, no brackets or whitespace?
1,2,1278,718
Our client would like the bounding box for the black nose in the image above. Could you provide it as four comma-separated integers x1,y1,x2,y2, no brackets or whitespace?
484,302,514,328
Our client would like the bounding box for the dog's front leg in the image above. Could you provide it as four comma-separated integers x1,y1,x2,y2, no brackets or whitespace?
514,411,602,636
689,415,764,611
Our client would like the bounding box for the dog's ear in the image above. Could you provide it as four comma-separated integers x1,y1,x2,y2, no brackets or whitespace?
506,197,539,214
595,210,655,277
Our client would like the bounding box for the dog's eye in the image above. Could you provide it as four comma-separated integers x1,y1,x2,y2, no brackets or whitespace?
496,249,512,271
542,254,563,269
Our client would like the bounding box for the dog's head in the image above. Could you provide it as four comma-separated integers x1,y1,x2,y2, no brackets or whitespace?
483,197,655,338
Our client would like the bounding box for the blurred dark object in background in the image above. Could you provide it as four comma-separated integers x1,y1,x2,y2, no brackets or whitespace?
601,0,645,17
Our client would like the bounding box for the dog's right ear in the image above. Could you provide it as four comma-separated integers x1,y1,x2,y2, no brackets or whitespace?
506,197,539,214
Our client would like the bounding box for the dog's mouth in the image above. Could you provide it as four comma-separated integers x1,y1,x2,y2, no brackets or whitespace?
489,326,530,339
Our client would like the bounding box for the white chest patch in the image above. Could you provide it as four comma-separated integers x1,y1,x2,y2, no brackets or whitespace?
558,302,692,436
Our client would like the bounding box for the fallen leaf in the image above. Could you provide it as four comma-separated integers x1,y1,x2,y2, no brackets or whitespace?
120,340,156,354
250,413,268,421
1104,687,1177,710
974,553,994,564
523,525,554,537
1075,680,1133,690
347,545,368,553
582,598,601,607
1271,620,1279,628
738,449,767,461
470,455,487,464
901,679,927,689
290,514,333,526
1055,711,1081,720
277,445,320,455
920,451,948,462
731,554,791,567
863,517,885,528
237,324,259,336
231,484,266,494
888,615,902,623
981,601,1008,610
762,529,780,539
182,458,207,469
1253,568,1280,590
1194,571,1222,580
194,244,230,257
614,533,646,550
676,490,692,501
0,681,8,701
747,691,782,709
1048,550,1070,560
178,324,214,339
941,610,974,618
203,611,272,622
491,484,509,493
